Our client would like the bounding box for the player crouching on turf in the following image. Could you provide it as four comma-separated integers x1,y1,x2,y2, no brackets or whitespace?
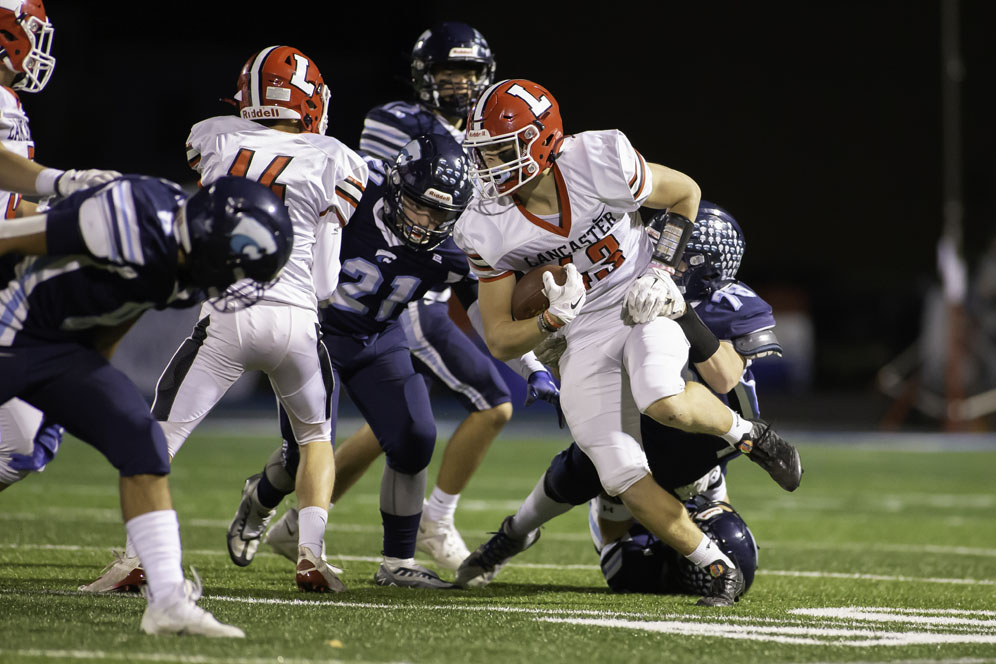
0,175,293,636
457,203,776,604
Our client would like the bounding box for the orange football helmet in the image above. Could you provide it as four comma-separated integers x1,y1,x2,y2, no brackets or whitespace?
0,0,54,93
464,79,563,198
235,46,330,134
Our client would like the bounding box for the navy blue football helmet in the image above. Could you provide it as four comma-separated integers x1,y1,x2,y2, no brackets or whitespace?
669,201,745,301
410,22,496,119
675,501,759,596
178,176,293,309
383,134,472,251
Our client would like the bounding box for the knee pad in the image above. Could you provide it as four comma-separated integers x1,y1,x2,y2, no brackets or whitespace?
544,444,602,506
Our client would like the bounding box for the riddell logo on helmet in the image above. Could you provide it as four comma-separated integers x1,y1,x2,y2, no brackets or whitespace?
242,108,281,120
424,188,454,205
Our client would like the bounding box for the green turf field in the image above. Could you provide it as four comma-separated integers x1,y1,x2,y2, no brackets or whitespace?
2,426,994,663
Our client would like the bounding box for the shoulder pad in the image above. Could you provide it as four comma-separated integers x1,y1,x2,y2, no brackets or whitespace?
733,328,783,359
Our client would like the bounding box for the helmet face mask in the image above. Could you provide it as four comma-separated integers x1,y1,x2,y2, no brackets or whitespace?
177,176,293,311
466,124,544,199
411,22,495,119
464,79,563,199
235,45,330,135
383,134,472,252
672,201,746,300
0,0,55,93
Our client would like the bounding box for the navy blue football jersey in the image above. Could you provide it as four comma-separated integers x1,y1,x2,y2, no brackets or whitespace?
0,175,202,348
642,280,778,492
359,101,463,164
322,160,473,337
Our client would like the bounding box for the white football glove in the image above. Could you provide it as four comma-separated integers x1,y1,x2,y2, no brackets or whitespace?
56,169,122,197
623,264,686,323
543,263,586,326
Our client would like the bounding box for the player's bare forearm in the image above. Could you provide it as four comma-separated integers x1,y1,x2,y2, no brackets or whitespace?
0,228,47,256
478,275,548,360
693,341,746,394
643,162,700,219
0,143,46,194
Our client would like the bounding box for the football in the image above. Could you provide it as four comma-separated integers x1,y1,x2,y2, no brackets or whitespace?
510,264,566,321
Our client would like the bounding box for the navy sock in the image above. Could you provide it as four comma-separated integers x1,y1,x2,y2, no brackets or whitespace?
256,472,290,509
381,511,421,559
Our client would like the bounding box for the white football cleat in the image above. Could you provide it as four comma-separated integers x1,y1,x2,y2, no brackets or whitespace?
79,549,146,593
263,507,300,563
226,473,276,567
416,517,470,571
140,571,244,638
296,545,346,593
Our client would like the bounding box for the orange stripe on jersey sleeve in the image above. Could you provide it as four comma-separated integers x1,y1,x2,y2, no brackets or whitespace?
629,150,648,198
478,270,514,283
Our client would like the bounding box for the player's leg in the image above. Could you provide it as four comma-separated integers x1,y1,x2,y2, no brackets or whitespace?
620,317,745,604
24,344,242,636
82,311,248,591
631,318,802,491
152,311,248,459
402,300,513,569
456,331,640,589
243,306,343,591
349,327,454,588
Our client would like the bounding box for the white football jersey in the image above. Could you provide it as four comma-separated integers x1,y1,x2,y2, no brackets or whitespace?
454,129,654,325
186,116,368,310
0,86,35,219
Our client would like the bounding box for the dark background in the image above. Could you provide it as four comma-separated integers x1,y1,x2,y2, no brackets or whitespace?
26,1,996,429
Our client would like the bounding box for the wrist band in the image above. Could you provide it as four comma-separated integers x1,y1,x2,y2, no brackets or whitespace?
647,211,693,268
35,168,65,196
675,306,721,363
537,309,563,334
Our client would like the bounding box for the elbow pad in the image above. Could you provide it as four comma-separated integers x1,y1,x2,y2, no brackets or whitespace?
733,328,783,360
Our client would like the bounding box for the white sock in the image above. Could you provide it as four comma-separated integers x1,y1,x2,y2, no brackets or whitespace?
507,474,572,538
720,411,753,447
383,555,416,569
124,533,138,559
297,505,328,559
685,532,735,570
125,510,185,605
423,486,459,523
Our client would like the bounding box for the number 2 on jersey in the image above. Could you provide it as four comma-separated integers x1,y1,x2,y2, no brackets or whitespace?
227,148,293,201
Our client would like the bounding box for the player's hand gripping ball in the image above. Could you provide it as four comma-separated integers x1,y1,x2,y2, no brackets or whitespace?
510,264,567,320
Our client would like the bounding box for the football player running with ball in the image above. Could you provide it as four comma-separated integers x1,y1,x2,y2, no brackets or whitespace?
453,80,803,606
80,45,368,595
460,204,771,601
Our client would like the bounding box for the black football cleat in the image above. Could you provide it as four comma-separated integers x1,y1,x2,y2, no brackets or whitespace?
696,560,745,607
737,420,803,492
